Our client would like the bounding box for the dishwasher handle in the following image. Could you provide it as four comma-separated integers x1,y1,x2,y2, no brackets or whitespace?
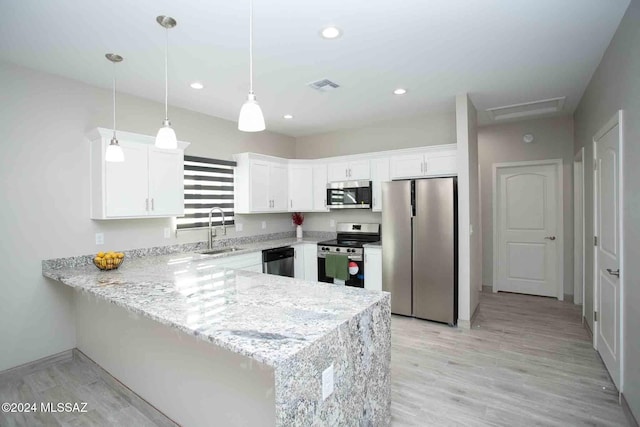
262,246,295,263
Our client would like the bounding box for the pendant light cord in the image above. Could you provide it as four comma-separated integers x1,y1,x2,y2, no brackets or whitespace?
249,0,253,94
165,27,169,120
112,61,117,139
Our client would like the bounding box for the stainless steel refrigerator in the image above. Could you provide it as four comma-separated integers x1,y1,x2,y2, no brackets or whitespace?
382,178,458,325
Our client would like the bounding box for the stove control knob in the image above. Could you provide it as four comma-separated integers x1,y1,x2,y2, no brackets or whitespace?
336,248,341,252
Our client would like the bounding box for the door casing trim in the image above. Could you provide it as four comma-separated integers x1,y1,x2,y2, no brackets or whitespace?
592,109,625,392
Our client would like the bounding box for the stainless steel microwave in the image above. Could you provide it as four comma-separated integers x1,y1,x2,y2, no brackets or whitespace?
326,180,372,209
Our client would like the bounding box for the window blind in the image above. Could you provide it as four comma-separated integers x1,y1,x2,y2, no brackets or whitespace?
177,155,236,230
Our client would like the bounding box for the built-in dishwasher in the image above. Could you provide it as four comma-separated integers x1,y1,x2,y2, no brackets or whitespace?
262,246,294,277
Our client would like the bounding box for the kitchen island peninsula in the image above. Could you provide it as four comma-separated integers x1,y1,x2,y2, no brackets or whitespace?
43,249,391,426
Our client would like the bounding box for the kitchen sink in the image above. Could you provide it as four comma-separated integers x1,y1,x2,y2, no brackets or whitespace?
198,247,244,256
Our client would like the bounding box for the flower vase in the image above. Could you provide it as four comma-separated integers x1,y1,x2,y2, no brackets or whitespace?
296,225,303,240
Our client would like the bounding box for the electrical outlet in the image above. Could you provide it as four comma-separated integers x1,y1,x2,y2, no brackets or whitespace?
261,221,267,230
322,364,334,400
330,219,336,228
236,223,243,232
164,228,171,239
95,233,104,245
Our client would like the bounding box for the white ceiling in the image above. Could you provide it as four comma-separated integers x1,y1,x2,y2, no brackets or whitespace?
0,0,629,137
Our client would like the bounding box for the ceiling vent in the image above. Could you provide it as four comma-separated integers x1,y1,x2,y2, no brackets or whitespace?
486,96,566,121
308,78,340,92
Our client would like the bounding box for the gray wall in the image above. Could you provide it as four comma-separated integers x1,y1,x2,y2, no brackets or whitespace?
456,94,481,323
0,61,295,371
573,0,640,418
478,116,575,295
295,112,456,159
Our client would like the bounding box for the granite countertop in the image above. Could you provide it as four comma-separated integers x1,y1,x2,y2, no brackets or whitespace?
43,238,388,368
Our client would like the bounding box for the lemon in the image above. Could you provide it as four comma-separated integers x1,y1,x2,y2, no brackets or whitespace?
117,253,124,259
97,252,105,258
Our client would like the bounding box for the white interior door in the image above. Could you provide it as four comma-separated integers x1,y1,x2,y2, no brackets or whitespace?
594,120,621,389
495,162,561,298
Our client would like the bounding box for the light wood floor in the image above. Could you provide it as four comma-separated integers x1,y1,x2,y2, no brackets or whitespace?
0,291,628,426
391,291,628,426
0,351,177,427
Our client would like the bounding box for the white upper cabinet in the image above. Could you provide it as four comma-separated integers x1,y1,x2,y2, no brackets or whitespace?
248,160,271,212
148,147,185,216
270,163,289,211
234,153,289,213
89,128,188,220
390,145,457,179
234,144,455,214
312,164,329,212
328,160,370,182
390,154,424,179
370,158,390,212
288,164,313,211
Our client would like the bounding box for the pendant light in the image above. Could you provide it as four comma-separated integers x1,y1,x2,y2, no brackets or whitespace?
105,53,124,163
238,0,265,132
155,15,178,149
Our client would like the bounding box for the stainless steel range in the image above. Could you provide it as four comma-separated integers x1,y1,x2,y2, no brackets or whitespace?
317,223,381,288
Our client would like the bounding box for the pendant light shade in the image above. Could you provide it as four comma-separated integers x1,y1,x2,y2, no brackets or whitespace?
105,53,124,163
238,93,265,132
155,16,178,149
238,0,265,132
106,138,125,162
156,119,178,149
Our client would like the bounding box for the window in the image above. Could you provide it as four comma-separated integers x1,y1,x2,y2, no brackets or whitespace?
177,155,236,230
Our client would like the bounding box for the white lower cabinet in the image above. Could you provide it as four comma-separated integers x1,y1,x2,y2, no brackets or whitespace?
293,243,319,281
364,246,382,291
303,243,318,281
208,252,263,272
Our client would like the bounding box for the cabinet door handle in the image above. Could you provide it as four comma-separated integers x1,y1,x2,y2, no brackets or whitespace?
145,198,149,211
349,168,352,177
290,200,292,208
151,198,154,211
373,197,376,207
606,268,620,277
424,161,427,173
420,162,423,173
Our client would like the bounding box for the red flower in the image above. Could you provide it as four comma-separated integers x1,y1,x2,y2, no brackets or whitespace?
291,212,304,226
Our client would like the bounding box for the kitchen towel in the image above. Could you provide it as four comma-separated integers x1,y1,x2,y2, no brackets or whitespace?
325,253,350,281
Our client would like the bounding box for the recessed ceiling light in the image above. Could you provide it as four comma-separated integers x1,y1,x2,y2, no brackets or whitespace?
393,88,407,95
283,114,294,120
320,26,342,39
190,82,204,90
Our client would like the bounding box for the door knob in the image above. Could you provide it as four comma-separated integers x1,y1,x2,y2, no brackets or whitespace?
544,236,556,240
606,268,620,277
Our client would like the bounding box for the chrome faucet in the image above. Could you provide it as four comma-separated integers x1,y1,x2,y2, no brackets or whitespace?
208,207,226,249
